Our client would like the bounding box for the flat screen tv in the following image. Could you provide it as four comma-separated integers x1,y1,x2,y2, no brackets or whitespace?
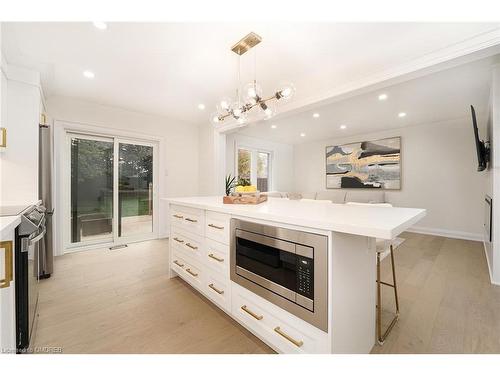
470,105,489,172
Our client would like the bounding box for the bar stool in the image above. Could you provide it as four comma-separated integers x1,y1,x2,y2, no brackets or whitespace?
346,202,400,345
376,238,399,345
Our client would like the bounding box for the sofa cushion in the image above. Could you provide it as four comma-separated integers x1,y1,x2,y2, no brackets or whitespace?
315,191,346,204
286,192,303,200
345,191,386,203
301,192,317,200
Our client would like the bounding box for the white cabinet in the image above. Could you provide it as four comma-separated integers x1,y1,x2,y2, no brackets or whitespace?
170,205,205,236
231,283,330,354
0,62,43,203
0,229,17,354
168,203,330,354
204,238,229,278
171,228,205,265
204,271,231,312
169,205,232,314
205,211,230,245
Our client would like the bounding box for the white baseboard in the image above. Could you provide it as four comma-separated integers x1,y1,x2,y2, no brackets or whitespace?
407,225,483,242
482,241,500,285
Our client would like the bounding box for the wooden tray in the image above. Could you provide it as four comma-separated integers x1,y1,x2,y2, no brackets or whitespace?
223,195,267,205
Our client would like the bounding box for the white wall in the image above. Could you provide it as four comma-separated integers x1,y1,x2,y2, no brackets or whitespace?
0,60,42,205
46,96,200,239
198,124,219,196
484,65,500,284
293,117,486,240
225,133,294,192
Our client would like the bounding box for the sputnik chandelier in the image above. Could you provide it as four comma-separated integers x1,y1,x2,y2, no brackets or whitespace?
210,32,295,126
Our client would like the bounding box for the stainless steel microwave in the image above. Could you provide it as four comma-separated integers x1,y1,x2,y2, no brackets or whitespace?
230,219,328,332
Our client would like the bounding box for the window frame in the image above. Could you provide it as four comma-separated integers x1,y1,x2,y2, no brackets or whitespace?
235,144,273,192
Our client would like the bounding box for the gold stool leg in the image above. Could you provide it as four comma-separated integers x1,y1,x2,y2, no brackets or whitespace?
390,245,400,314
377,244,400,346
376,251,382,345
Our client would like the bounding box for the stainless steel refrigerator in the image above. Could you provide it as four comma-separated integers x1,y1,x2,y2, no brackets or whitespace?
39,123,54,277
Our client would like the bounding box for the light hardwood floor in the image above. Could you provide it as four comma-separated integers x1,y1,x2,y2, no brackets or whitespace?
33,233,500,354
372,232,500,354
33,239,273,354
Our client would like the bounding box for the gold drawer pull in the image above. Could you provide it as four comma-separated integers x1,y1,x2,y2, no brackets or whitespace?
185,243,198,250
173,260,184,268
241,305,263,321
185,217,198,223
208,223,224,230
208,283,224,295
173,214,184,219
0,128,6,148
274,327,303,348
208,253,224,262
186,268,198,277
173,237,184,243
0,241,13,289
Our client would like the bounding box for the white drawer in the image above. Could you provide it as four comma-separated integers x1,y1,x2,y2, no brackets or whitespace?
171,204,205,236
204,271,231,312
171,229,205,264
205,211,230,245
231,283,330,354
204,238,229,278
172,251,204,290
171,251,187,274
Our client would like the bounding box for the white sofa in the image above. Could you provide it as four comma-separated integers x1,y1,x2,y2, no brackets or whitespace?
263,190,386,204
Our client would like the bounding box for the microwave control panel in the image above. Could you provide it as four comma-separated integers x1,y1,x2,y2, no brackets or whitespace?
296,256,314,299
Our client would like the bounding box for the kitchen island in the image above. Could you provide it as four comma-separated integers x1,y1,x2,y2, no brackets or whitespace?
163,196,426,354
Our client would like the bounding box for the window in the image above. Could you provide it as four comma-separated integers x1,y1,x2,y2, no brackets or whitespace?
257,152,270,192
237,148,251,183
236,147,272,192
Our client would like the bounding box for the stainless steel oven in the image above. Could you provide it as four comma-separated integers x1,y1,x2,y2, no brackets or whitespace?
230,219,328,332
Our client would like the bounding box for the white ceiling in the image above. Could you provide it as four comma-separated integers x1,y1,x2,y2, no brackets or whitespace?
236,56,497,144
2,22,500,125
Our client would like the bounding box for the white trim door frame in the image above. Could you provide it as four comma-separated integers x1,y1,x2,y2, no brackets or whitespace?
54,120,164,255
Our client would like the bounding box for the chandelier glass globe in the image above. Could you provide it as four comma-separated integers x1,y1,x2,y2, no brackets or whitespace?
277,82,296,101
260,99,276,120
243,81,263,105
210,112,222,126
217,97,233,113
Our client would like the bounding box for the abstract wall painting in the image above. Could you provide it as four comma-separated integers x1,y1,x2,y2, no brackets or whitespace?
325,137,401,189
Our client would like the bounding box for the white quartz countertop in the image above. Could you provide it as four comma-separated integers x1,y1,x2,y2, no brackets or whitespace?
0,216,22,239
163,196,426,239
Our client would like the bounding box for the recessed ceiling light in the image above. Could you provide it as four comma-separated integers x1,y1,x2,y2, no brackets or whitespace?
300,133,306,137
93,21,107,30
271,125,277,129
340,124,347,130
197,103,206,110
378,93,388,101
398,112,407,118
312,113,320,118
83,70,95,79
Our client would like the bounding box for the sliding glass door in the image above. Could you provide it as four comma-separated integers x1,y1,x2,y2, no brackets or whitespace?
70,135,114,244
67,133,157,250
118,142,153,238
